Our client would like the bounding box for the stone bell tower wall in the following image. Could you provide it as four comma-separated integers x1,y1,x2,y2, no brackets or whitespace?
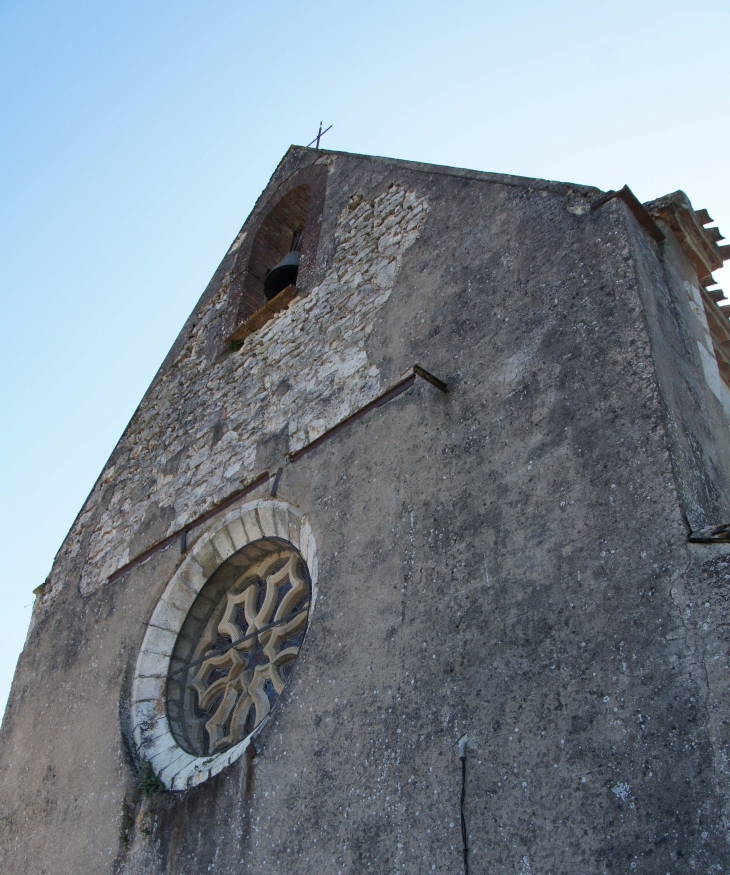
1,148,730,873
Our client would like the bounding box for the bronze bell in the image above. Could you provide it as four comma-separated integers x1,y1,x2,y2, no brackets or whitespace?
264,251,300,300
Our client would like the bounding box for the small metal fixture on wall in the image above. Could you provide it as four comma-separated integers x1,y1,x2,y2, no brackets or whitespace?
458,734,469,874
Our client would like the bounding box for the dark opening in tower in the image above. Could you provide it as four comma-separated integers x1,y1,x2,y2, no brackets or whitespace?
249,185,310,303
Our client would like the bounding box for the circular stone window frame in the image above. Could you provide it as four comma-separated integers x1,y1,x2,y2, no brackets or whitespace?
131,499,317,791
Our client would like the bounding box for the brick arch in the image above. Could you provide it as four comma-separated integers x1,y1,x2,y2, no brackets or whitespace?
225,163,327,340
239,184,310,314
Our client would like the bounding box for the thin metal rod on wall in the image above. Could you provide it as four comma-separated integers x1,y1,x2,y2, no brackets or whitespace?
103,365,448,586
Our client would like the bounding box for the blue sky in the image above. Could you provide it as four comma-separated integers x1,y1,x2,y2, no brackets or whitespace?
1,0,728,715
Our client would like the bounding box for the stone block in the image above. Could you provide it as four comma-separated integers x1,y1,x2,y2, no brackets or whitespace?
156,749,191,787
174,559,206,598
242,510,264,542
141,624,177,657
163,583,196,615
226,515,248,550
287,512,301,550
149,600,187,634
139,731,177,761
131,697,164,730
132,675,165,704
133,713,167,747
136,648,171,679
195,538,224,579
257,504,277,537
211,527,236,562
272,507,289,540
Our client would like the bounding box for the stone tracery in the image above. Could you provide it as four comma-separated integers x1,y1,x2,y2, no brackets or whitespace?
185,547,309,754
169,542,310,757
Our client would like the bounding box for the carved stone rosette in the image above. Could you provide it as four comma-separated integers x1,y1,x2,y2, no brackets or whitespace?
180,546,310,756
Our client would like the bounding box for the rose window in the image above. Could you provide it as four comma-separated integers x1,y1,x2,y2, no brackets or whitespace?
166,539,310,757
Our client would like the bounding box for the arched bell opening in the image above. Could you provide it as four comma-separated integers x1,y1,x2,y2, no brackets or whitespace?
246,185,310,305
224,166,326,347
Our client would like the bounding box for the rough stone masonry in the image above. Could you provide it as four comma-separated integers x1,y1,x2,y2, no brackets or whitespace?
1,146,730,874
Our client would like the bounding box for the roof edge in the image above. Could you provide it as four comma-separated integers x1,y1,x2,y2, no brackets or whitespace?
285,144,604,197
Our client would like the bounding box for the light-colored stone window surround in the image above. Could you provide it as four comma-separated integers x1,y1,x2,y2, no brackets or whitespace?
131,498,317,791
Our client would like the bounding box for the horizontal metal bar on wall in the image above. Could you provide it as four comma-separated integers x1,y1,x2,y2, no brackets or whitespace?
107,472,272,585
288,374,416,463
102,365,448,587
283,364,447,463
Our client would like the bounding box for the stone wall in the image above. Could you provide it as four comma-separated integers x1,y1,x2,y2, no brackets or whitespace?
42,177,427,600
3,148,730,874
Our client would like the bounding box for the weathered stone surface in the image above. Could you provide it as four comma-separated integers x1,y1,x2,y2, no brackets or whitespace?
38,177,428,600
1,147,730,874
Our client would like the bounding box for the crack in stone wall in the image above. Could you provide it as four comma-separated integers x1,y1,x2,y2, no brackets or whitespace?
42,183,429,601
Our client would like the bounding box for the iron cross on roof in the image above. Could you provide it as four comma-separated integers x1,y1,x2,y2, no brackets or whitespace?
307,121,332,148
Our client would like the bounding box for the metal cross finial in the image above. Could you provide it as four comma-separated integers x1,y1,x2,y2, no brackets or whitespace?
307,121,332,149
